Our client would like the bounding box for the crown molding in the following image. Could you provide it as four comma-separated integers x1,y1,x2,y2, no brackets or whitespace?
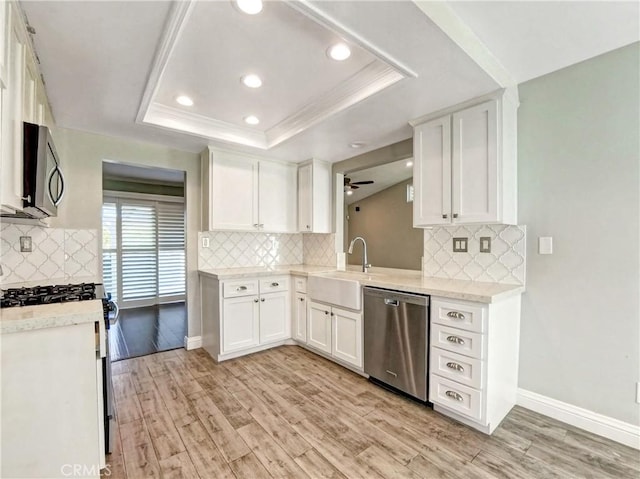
266,61,404,148
144,103,267,149
412,0,516,87
135,0,195,124
285,0,418,79
137,0,415,150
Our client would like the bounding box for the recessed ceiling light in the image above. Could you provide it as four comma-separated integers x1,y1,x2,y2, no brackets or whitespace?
349,141,366,148
346,190,353,196
176,95,193,106
241,74,262,88
328,43,351,61
244,115,260,125
235,0,262,15
406,160,414,167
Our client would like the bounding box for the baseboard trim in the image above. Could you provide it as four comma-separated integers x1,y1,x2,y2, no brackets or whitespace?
517,388,639,450
183,335,202,350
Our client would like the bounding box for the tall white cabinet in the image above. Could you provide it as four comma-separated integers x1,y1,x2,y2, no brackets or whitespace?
297,159,331,233
0,1,54,215
412,89,518,227
201,147,297,232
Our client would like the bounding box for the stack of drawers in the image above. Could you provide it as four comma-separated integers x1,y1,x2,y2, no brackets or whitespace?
429,297,487,421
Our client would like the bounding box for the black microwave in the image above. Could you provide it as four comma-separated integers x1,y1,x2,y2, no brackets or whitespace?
22,122,65,218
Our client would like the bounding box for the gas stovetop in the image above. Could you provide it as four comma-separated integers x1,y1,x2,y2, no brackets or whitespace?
0,283,99,308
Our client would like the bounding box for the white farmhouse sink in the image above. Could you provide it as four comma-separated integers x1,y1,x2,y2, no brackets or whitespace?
308,273,362,310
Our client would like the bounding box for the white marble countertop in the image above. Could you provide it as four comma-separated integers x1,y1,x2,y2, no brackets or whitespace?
199,265,524,303
199,264,337,279
0,300,103,334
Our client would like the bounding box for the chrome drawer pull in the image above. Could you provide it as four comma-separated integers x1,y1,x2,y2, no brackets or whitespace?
271,282,279,287
445,390,463,401
447,311,465,320
237,286,248,291
446,362,464,372
385,370,397,377
446,335,465,345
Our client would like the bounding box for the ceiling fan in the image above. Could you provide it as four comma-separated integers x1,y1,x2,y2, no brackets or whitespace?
344,177,374,191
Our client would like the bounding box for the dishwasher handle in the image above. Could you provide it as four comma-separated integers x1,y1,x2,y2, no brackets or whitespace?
384,299,399,307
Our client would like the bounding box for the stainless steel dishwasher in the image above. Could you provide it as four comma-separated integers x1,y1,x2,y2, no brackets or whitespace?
363,287,429,401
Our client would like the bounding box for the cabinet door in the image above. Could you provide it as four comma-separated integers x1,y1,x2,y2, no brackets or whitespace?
452,100,498,224
413,116,451,226
0,0,8,86
22,54,37,123
297,164,312,232
0,5,25,214
258,160,296,232
332,307,362,368
209,153,258,230
293,292,307,342
307,301,331,354
222,296,259,353
259,291,289,344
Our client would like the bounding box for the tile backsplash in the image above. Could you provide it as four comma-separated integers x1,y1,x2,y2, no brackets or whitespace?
199,231,303,269
303,233,337,266
423,224,526,285
198,231,338,269
0,223,99,286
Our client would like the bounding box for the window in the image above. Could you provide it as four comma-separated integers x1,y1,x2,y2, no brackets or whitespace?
102,196,185,307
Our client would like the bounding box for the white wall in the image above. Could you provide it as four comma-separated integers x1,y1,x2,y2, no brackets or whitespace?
518,43,639,425
52,128,202,337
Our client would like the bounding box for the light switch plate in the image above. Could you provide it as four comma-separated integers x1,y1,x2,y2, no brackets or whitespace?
539,237,553,255
202,237,210,248
453,237,468,253
479,237,491,253
19,236,32,252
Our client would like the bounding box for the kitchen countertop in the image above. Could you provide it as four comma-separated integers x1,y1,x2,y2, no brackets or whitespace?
199,265,524,303
0,300,103,334
199,264,337,279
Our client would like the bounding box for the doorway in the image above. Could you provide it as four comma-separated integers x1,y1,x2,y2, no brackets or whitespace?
101,162,186,361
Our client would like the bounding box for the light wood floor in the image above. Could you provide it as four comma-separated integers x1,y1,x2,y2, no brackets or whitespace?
106,346,639,479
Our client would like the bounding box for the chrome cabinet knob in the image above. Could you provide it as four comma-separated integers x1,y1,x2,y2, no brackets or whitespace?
260,298,265,302
442,214,448,219
253,298,259,303
453,213,459,219
299,297,304,302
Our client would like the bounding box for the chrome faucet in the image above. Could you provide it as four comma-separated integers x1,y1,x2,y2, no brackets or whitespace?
348,236,371,272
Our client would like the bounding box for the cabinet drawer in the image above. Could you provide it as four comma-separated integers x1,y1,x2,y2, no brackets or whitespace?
293,276,307,293
259,277,289,294
431,323,484,359
429,375,482,421
223,279,259,298
431,347,484,389
431,298,486,333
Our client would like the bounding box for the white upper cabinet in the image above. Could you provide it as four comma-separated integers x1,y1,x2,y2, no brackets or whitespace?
201,148,297,232
412,89,518,226
258,159,296,232
297,159,331,233
1,3,26,214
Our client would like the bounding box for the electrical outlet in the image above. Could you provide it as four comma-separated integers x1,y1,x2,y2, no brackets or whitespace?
452,237,468,253
479,237,492,253
202,237,210,248
19,236,32,252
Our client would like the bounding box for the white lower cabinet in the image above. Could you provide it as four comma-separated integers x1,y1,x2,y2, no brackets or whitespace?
307,301,363,369
429,295,521,434
307,302,332,354
222,295,259,353
293,291,307,342
201,274,290,361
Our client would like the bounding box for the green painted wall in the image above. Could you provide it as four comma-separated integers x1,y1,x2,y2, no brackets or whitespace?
518,42,639,424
